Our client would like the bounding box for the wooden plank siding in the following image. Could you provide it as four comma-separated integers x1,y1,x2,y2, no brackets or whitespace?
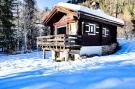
102,24,117,45
82,21,101,46
40,6,120,55
78,18,117,46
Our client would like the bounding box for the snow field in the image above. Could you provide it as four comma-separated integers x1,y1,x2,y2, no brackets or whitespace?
0,39,135,89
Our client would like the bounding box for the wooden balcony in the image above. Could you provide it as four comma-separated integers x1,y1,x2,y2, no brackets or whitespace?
37,34,81,51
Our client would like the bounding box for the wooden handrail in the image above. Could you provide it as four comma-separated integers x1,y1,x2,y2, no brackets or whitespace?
37,35,81,47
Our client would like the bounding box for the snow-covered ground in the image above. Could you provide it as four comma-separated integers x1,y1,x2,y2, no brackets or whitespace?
0,39,135,89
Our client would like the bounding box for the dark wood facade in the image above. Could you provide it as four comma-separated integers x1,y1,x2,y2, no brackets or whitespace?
37,3,124,60
78,19,117,46
42,14,118,46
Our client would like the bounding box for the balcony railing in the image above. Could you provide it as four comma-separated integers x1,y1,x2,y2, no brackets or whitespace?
37,34,81,50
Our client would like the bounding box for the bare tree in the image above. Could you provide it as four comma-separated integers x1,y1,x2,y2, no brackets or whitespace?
22,0,36,51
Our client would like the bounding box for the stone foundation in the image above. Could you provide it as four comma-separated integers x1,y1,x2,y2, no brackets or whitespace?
102,43,119,55
80,43,119,57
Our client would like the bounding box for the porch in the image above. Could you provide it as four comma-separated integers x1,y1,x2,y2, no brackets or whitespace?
37,34,81,51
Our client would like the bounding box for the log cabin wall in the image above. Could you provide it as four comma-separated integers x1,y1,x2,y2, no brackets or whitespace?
102,24,117,45
84,22,100,46
48,16,117,47
50,26,54,35
77,19,83,35
110,26,117,43
102,24,112,45
52,15,78,35
79,19,101,46
39,3,124,60
79,18,117,46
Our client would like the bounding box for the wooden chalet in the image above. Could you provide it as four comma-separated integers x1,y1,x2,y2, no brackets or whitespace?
37,2,124,61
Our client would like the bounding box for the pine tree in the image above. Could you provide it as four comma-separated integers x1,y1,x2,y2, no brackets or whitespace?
129,3,135,36
0,0,15,53
131,20,135,32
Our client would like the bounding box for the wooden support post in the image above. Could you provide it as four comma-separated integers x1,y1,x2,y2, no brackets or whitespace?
82,21,84,35
64,51,69,61
42,48,45,59
52,50,56,60
59,52,64,61
74,54,80,60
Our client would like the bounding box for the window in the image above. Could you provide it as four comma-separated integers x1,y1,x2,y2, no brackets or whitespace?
102,27,109,37
57,25,66,34
85,23,96,35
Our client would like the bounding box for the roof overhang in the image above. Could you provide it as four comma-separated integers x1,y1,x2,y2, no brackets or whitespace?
43,2,124,27
79,11,124,27
53,17,75,26
43,6,78,26
56,2,124,27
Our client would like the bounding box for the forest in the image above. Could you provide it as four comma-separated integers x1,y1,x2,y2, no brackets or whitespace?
0,0,49,53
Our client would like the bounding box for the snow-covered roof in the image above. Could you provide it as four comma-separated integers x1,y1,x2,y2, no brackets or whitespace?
57,2,124,26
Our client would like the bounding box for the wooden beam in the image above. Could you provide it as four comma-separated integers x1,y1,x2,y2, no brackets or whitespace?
44,8,57,24
57,6,78,17
42,48,46,59
43,6,78,25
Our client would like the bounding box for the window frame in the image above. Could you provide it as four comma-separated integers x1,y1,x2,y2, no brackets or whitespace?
85,23,96,35
102,27,109,37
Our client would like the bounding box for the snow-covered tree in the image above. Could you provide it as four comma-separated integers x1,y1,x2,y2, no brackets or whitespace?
22,0,36,51
0,0,16,53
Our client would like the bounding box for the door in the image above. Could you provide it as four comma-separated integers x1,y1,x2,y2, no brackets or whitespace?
68,22,78,35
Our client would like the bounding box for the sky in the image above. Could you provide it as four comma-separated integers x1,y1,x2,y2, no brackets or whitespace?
36,0,69,10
